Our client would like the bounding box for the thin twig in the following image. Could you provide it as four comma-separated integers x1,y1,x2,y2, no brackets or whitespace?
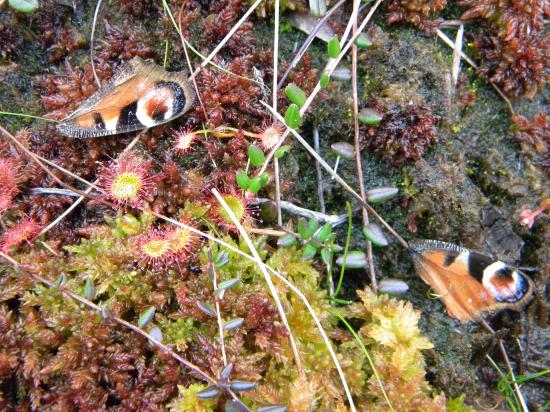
451,24,464,89
351,0,376,289
254,198,348,226
277,0,346,90
90,0,103,88
479,318,529,412
435,29,515,115
177,6,209,122
257,0,384,178
211,189,305,379
312,128,326,214
273,0,282,225
208,252,227,366
260,101,410,249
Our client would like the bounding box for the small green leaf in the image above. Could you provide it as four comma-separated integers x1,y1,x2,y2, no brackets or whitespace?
366,187,399,203
139,307,156,328
8,0,38,13
217,278,240,291
220,363,234,380
314,223,332,243
277,233,297,247
248,145,266,167
336,251,367,268
355,33,372,49
215,251,230,268
248,176,262,194
363,223,389,247
327,36,341,58
285,83,307,106
236,171,250,190
274,145,290,159
259,172,269,187
148,326,163,345
84,278,95,301
230,380,257,391
302,243,318,260
284,104,301,129
330,142,355,160
307,219,319,236
320,72,330,88
55,274,66,289
224,318,245,330
196,385,220,399
378,278,409,294
297,218,310,239
197,301,216,317
358,108,383,125
320,247,332,266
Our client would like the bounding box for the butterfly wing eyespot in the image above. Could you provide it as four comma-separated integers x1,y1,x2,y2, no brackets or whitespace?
57,57,195,138
410,239,535,321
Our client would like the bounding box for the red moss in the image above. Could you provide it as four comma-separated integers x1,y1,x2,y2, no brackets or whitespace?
0,217,41,252
119,0,157,17
0,23,19,60
386,0,447,33
0,158,20,215
48,27,87,63
361,99,440,166
512,110,549,169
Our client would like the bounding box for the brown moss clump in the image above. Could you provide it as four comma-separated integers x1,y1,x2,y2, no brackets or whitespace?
512,110,549,169
458,0,549,99
361,99,440,166
386,0,447,33
0,23,19,60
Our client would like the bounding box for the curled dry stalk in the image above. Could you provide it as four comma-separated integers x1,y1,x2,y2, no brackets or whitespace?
0,252,250,411
211,189,305,379
350,0,377,289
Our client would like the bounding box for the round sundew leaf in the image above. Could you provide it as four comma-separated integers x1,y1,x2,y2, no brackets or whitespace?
355,33,373,49
366,186,399,203
378,278,409,294
8,0,38,13
327,36,341,58
362,223,389,247
336,250,367,268
277,233,297,247
248,176,262,194
235,171,250,190
224,317,245,331
274,145,290,159
248,145,266,167
302,243,318,260
138,307,156,328
196,301,216,317
230,380,257,391
358,107,383,125
330,142,355,160
284,104,301,129
285,83,307,106
196,385,220,399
